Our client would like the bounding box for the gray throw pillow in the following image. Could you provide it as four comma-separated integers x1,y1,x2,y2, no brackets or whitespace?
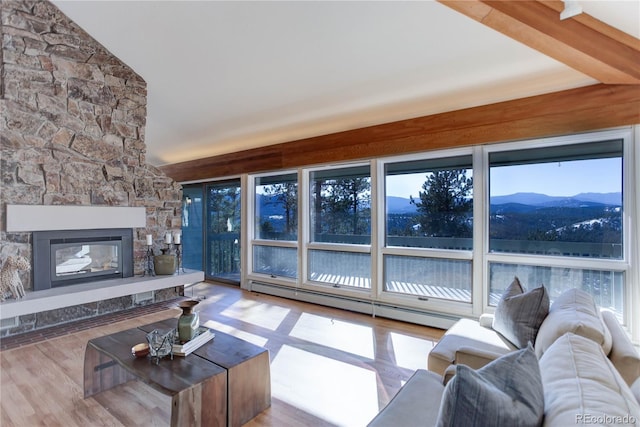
436,343,544,427
492,277,549,348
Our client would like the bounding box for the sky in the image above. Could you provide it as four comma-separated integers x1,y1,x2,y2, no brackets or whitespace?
386,158,621,198
489,158,621,197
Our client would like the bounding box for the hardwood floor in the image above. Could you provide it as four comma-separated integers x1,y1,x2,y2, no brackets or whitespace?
0,282,444,427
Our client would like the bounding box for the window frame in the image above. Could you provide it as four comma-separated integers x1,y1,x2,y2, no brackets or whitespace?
303,162,375,296
247,171,300,286
239,127,638,341
482,128,634,325
377,147,476,317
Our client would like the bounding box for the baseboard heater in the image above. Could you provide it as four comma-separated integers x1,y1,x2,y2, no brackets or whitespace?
248,281,458,330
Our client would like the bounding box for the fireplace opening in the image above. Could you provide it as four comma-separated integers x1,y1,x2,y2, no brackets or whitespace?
33,229,133,291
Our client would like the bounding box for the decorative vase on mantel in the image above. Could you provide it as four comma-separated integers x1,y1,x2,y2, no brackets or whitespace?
153,254,177,275
177,300,200,343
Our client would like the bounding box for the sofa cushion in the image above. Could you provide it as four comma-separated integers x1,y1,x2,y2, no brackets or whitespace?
633,378,640,405
436,343,544,427
539,333,640,425
601,309,640,386
535,288,612,358
492,277,549,348
428,318,516,376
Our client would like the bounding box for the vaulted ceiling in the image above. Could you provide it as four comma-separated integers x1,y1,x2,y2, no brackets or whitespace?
52,1,640,167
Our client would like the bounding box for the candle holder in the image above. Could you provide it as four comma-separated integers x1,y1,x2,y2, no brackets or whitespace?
174,243,186,274
143,246,155,276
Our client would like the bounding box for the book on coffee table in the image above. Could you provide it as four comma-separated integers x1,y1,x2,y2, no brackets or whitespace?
172,327,215,356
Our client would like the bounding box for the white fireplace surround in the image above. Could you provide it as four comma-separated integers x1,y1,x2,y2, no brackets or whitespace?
2,204,204,321
6,205,146,231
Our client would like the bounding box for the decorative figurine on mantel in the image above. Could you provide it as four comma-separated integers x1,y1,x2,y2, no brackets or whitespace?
0,255,30,301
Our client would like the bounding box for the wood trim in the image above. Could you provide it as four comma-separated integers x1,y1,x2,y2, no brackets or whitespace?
439,0,640,84
160,84,640,182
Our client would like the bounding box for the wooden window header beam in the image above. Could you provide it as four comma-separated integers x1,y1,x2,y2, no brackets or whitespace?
160,84,640,182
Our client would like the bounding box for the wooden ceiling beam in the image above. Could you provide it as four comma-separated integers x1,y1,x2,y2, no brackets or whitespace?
438,0,640,84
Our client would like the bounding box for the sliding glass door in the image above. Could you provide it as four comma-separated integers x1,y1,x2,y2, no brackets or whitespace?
205,180,242,283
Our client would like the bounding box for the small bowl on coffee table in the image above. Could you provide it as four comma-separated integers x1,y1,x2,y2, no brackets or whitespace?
131,342,150,358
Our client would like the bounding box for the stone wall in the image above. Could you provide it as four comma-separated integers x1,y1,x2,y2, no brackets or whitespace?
0,1,183,335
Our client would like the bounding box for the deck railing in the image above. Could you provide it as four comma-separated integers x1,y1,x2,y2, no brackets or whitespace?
207,233,624,318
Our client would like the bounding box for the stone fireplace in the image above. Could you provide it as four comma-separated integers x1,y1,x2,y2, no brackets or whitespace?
0,1,193,336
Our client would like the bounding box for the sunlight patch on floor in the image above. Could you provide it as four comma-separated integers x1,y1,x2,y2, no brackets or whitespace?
202,319,269,347
271,345,379,426
289,313,374,359
220,300,290,331
183,285,226,304
389,332,436,371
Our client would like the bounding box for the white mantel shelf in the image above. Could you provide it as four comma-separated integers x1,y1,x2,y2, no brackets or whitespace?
0,270,204,320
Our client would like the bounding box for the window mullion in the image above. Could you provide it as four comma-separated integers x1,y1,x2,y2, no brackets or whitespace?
473,145,487,316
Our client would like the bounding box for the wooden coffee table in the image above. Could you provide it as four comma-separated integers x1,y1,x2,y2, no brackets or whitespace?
84,319,271,427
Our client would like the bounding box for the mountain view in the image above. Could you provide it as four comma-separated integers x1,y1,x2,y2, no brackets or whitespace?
259,191,622,256
385,192,622,256
259,192,621,216
489,192,622,207
384,192,621,213
487,192,622,250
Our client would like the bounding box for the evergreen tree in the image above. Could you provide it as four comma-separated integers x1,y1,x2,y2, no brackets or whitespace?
410,170,472,237
263,182,298,234
208,186,240,233
313,177,371,236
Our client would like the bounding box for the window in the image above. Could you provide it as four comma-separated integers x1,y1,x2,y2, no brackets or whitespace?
253,245,297,278
489,140,623,259
308,249,371,289
252,174,298,279
382,155,473,302
308,165,371,289
310,166,371,244
255,174,298,241
384,255,472,301
385,156,473,249
487,138,627,320
489,262,624,318
238,129,635,336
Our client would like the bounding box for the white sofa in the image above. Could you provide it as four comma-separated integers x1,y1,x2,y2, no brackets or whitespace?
369,287,640,426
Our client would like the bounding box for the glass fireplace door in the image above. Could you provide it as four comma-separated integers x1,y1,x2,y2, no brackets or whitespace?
51,240,122,285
